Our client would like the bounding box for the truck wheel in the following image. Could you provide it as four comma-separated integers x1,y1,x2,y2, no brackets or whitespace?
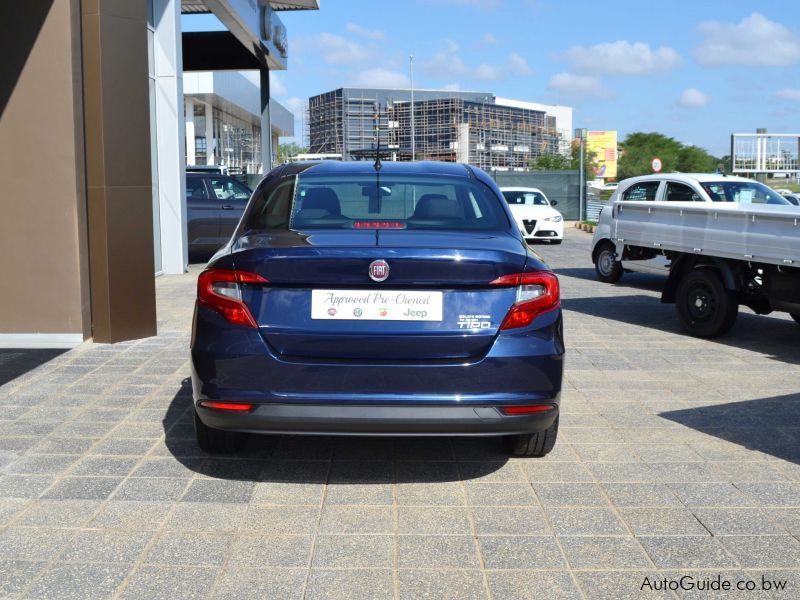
676,269,738,338
791,313,800,325
194,410,246,453
504,417,559,457
594,243,623,283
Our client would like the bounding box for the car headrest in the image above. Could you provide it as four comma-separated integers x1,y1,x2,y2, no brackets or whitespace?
302,187,341,216
412,194,466,220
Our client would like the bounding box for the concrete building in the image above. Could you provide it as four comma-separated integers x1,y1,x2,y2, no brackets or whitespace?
184,71,295,173
1,0,317,347
307,88,572,169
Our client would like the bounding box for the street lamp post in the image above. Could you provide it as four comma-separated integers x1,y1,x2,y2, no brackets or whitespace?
409,55,415,162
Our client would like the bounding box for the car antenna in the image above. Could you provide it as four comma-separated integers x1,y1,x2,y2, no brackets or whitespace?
373,101,382,172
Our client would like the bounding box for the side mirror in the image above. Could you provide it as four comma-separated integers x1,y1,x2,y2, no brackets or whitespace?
550,200,558,206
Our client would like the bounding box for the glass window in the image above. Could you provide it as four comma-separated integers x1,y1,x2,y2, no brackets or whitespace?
242,174,509,233
622,182,660,201
701,181,791,205
501,191,549,206
186,177,209,199
665,182,701,201
209,177,251,200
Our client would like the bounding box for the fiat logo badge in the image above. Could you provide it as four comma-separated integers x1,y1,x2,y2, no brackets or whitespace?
369,260,389,282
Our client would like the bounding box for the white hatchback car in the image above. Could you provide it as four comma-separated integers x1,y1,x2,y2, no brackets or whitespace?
500,187,564,244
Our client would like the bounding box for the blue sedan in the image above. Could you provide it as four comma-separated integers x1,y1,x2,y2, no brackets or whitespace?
190,160,564,456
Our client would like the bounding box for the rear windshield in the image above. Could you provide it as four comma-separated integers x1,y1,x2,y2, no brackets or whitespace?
502,190,549,206
701,181,790,205
242,173,509,232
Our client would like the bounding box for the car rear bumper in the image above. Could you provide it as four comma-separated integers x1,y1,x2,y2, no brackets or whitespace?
196,401,559,436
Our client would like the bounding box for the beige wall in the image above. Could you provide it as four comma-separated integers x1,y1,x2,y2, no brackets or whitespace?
0,0,91,336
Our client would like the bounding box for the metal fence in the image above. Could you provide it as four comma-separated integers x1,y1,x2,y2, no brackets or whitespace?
488,170,581,220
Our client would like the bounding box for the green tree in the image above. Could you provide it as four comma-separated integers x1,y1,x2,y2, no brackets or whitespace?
617,132,719,179
528,141,597,180
277,142,308,164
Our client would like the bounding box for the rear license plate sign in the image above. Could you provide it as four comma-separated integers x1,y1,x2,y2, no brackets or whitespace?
311,290,443,321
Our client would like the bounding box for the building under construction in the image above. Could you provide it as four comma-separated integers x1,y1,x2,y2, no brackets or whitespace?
307,88,571,170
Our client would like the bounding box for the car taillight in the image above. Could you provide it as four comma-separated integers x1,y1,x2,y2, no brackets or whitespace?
490,271,560,330
197,268,268,328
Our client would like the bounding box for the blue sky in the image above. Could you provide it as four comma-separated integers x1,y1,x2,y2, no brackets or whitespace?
183,0,800,156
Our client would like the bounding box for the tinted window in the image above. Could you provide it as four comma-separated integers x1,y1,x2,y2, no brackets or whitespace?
701,181,790,205
210,177,251,200
502,191,549,206
186,177,208,199
242,174,509,232
665,182,701,202
622,182,660,201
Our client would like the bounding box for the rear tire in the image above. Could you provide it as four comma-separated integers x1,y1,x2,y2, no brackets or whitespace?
505,416,559,457
594,243,623,283
194,409,246,453
676,269,738,338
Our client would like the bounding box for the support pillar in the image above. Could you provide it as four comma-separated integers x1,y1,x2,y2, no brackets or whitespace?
185,97,196,166
260,66,272,174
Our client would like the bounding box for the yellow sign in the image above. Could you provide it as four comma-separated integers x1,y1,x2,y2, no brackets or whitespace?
586,131,618,179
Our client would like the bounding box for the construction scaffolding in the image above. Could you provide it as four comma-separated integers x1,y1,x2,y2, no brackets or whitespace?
307,88,564,169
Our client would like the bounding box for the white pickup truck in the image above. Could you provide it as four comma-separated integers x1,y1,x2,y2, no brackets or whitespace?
591,173,800,337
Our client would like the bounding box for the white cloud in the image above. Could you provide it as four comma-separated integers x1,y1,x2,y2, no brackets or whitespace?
345,22,385,41
350,68,410,88
482,32,498,45
507,53,533,76
270,72,287,96
473,63,501,81
310,32,370,65
284,97,306,116
422,39,469,79
695,12,800,66
776,88,800,101
442,83,462,91
677,88,711,108
565,41,681,75
547,72,611,99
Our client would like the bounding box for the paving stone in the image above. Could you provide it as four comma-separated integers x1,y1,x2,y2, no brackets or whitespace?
318,505,392,534
735,482,800,507
668,482,754,507
548,507,628,536
0,498,31,526
485,570,582,600
311,534,393,569
559,536,651,569
398,569,486,600
620,507,708,536
213,568,306,600
574,570,671,599
522,462,593,482
478,535,566,569
719,536,800,568
398,506,472,534
0,560,47,598
240,505,319,534
88,501,173,530
59,530,153,563
165,502,247,532
13,499,101,528
25,562,132,600
5,454,80,476
693,507,786,535
0,474,56,498
259,460,330,483
471,505,551,535
251,482,325,505
180,479,256,503
602,483,681,507
120,566,218,600
43,477,122,500
144,531,234,566
227,534,313,568
397,535,481,569
465,482,538,506
324,483,393,505
395,460,460,483
130,457,202,478
639,535,738,570
308,569,395,600
533,482,610,506
69,456,140,477
112,477,189,501
458,461,525,483
396,482,465,506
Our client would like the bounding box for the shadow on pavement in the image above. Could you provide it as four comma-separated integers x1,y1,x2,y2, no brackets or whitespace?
0,349,66,387
555,267,666,293
162,378,510,483
562,295,800,365
660,392,800,464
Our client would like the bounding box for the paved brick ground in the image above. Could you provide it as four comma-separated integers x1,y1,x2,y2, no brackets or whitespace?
0,227,798,599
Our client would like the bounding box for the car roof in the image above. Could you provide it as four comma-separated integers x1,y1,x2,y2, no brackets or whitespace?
498,187,545,193
296,160,473,178
621,173,755,185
